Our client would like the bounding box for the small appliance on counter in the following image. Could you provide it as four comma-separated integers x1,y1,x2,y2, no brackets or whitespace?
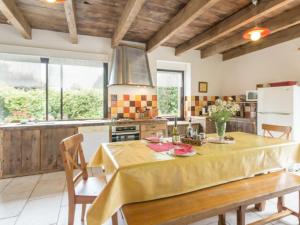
246,90,258,101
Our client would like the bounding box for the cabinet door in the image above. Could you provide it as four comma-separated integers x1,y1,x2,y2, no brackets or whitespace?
21,130,41,173
2,130,22,176
206,119,216,134
41,128,76,171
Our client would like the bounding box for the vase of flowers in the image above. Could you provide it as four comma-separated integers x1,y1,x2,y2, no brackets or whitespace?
208,98,240,141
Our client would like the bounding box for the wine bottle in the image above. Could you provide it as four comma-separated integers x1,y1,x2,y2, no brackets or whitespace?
172,116,180,144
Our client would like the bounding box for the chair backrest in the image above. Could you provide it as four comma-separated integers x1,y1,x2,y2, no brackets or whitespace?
60,133,88,198
262,124,292,140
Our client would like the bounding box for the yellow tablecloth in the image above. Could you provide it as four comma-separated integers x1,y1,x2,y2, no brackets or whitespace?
87,132,300,225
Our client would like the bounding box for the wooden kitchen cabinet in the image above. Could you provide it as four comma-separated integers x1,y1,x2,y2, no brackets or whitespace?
0,127,77,178
140,123,167,139
206,117,256,134
21,129,41,173
41,127,76,171
0,130,22,177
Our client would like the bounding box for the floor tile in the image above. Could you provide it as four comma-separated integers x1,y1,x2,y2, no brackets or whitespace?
57,205,85,225
61,188,68,207
57,206,124,225
0,217,17,225
226,209,263,225
0,178,11,193
2,175,40,195
15,195,62,225
0,191,31,219
30,178,65,200
40,171,66,181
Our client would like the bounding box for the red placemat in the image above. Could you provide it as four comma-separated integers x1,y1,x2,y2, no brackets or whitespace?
147,143,192,153
147,143,174,152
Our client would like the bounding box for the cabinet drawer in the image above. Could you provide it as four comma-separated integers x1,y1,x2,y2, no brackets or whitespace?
141,130,166,139
141,124,167,132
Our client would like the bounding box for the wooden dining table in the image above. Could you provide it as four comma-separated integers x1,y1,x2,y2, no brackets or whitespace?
86,132,300,225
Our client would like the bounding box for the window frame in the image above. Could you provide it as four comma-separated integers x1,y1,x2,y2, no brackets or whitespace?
0,56,108,123
157,69,185,120
41,58,108,121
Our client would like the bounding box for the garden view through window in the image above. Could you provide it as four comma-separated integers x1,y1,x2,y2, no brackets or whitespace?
0,54,106,123
157,70,184,118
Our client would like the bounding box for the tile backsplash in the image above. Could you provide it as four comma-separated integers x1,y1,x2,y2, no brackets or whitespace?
185,95,246,117
109,94,158,119
109,94,255,119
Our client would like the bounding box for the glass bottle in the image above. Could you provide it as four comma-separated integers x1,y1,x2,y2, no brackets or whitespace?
172,117,181,144
186,117,194,138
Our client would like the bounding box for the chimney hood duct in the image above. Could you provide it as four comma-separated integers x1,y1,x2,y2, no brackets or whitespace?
108,45,154,87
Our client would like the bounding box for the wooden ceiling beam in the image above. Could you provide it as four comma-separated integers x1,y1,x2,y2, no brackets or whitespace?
112,0,146,48
64,0,78,44
146,0,220,53
175,0,294,56
0,0,31,39
222,24,300,61
201,5,300,58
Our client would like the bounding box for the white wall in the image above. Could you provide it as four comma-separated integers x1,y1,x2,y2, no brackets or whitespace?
1,23,299,98
0,24,223,97
219,37,300,96
0,24,111,61
149,47,222,96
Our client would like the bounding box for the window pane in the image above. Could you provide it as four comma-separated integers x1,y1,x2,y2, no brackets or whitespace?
157,71,183,117
62,65,103,120
0,60,46,123
48,64,62,120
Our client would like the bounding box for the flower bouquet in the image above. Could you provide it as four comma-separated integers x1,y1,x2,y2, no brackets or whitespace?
208,98,240,141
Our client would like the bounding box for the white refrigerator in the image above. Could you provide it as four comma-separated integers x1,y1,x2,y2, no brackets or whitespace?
257,86,300,141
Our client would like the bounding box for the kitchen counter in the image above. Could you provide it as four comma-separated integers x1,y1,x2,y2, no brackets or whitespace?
167,120,201,126
0,118,168,178
0,118,168,130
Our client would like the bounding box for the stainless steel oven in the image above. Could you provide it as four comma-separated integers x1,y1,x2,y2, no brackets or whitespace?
111,125,140,142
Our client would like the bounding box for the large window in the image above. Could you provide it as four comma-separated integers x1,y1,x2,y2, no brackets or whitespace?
0,54,107,123
157,69,184,119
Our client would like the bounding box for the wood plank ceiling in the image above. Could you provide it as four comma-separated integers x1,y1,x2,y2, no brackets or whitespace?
0,0,300,60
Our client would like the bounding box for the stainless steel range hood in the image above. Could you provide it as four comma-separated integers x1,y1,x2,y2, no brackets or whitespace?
108,45,154,87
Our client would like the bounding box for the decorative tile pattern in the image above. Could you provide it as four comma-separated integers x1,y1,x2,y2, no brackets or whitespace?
109,95,158,119
185,95,246,117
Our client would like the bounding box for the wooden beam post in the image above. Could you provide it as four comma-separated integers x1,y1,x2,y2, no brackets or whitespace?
112,0,145,48
146,0,220,53
222,24,300,60
0,0,31,39
201,5,300,58
175,0,294,56
64,0,78,44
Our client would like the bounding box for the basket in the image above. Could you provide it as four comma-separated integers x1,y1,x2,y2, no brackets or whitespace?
181,137,206,146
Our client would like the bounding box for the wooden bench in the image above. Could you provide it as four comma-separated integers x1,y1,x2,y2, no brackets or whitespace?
121,171,300,225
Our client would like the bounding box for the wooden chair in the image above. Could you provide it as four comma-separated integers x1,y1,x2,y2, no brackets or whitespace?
262,124,292,140
254,124,292,212
60,133,118,225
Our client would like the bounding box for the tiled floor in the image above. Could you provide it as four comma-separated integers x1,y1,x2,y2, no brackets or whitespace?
0,171,299,225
